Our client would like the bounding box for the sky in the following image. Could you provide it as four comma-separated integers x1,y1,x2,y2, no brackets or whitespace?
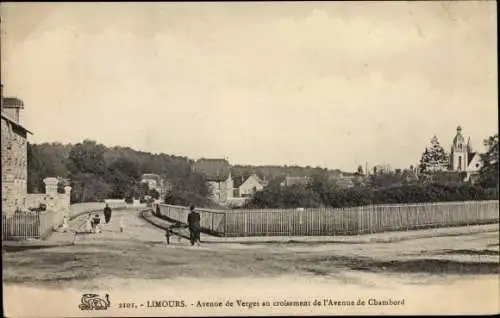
1,2,497,171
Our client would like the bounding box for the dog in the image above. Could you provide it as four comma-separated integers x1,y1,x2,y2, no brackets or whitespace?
164,224,185,244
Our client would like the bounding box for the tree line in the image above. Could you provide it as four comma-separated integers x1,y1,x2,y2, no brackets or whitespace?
244,133,499,209
244,181,499,209
27,133,498,209
27,139,211,206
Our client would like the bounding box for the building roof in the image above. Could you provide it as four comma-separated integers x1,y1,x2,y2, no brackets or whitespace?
1,112,33,134
468,152,478,165
142,173,160,179
193,158,231,182
452,126,465,146
236,173,267,188
282,176,311,186
327,169,343,179
141,173,161,182
233,175,248,188
2,97,24,109
335,178,354,188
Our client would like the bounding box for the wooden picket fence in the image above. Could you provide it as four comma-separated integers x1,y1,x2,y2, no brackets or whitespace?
154,200,499,237
2,211,57,241
1,202,138,241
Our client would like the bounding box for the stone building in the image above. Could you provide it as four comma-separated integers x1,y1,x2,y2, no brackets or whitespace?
193,158,234,205
140,173,171,200
1,84,33,216
235,173,268,197
449,125,483,182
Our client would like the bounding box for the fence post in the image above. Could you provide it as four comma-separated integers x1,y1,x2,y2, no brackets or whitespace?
357,206,361,236
211,213,214,233
223,212,227,237
244,212,248,236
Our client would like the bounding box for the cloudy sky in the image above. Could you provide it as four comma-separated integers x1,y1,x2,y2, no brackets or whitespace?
1,2,497,171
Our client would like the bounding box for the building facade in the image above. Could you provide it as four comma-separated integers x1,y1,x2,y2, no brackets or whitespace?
1,85,32,216
280,176,312,187
141,173,170,200
141,173,161,190
449,126,482,182
193,158,234,205
238,173,267,197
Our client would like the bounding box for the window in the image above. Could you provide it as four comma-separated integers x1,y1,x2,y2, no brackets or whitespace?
458,156,462,170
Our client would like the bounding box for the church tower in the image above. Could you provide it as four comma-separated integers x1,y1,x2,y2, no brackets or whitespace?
450,126,468,171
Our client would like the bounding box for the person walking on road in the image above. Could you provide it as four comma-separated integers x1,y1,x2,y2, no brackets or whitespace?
103,204,112,224
187,205,201,247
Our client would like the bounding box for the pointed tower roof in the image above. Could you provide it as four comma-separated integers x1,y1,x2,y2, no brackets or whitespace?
452,125,465,146
466,136,473,152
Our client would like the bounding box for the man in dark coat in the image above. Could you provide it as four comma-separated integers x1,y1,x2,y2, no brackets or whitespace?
103,204,112,224
187,205,201,246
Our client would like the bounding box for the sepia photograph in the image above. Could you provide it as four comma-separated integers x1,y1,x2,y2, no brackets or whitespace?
1,1,498,316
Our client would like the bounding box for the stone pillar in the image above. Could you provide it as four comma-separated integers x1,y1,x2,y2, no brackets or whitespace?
64,186,72,217
43,177,58,229
43,177,58,198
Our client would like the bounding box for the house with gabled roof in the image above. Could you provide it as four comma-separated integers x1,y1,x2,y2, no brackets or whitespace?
193,158,234,205
236,173,268,197
140,173,171,199
141,173,162,190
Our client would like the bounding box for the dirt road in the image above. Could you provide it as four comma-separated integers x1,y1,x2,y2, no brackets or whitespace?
3,209,499,316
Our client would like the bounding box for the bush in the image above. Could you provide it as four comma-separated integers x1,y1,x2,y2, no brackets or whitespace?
164,189,212,208
246,181,499,209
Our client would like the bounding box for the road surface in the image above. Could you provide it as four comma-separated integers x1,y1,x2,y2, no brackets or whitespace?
3,209,499,316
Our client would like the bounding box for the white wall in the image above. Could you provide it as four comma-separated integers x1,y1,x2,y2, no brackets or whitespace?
239,175,264,197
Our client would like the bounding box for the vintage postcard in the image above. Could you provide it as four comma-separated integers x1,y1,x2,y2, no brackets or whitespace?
1,1,498,317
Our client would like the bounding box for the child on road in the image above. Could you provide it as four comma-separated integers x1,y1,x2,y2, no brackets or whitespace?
62,216,69,233
85,213,92,233
119,216,124,233
93,214,101,234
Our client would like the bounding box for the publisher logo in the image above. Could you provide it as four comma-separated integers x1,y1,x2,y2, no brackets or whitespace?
79,293,111,311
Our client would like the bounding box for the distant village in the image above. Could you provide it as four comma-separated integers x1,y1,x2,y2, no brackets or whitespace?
1,84,485,214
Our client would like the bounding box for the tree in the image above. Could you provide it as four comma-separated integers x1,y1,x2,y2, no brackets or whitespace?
308,170,336,204
67,140,107,175
367,170,403,188
149,189,160,200
70,172,111,203
27,140,214,205
356,165,364,175
418,135,449,182
27,142,71,193
104,158,141,199
478,134,499,188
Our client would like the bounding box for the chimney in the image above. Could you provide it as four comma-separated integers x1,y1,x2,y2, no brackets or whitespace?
2,95,24,123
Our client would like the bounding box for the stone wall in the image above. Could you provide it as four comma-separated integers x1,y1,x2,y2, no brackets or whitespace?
26,193,49,208
1,116,28,217
104,199,127,209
